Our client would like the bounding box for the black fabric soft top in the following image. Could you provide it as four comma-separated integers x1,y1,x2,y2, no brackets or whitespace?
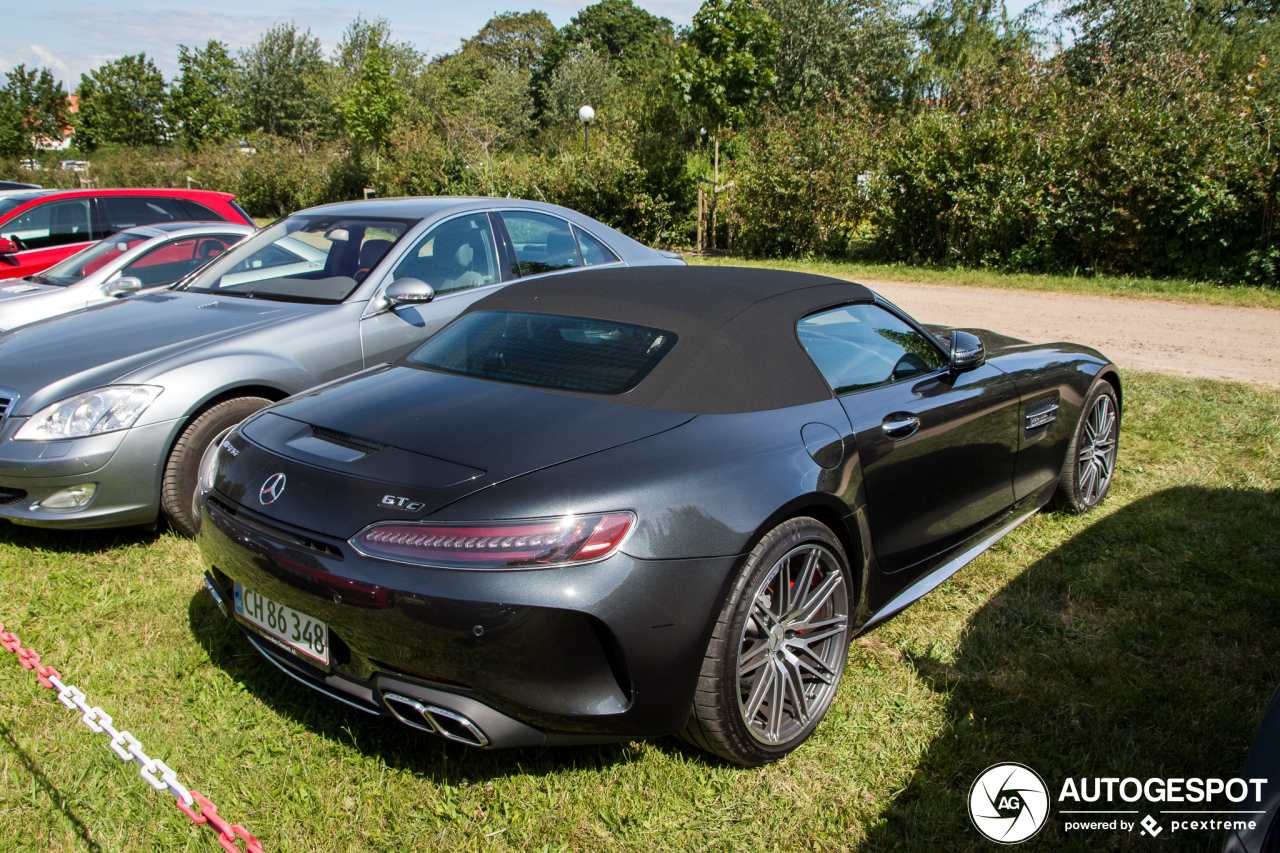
451,266,875,414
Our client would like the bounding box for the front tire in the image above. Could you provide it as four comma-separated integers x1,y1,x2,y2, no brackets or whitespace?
1055,381,1120,513
682,517,853,766
161,397,271,537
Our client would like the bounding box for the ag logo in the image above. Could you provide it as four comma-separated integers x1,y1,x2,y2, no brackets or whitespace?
259,473,287,506
969,763,1050,844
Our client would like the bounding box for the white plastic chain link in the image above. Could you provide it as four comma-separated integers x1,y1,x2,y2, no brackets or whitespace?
45,673,194,807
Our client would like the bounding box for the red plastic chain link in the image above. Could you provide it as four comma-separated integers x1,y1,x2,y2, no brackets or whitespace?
1,619,265,852
176,791,263,853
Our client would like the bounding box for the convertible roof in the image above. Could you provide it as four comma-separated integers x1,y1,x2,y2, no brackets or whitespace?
458,266,875,414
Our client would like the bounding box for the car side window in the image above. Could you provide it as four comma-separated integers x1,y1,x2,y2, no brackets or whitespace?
797,304,948,395
573,225,619,266
122,235,237,287
501,211,582,275
391,214,499,295
100,196,185,231
2,199,93,250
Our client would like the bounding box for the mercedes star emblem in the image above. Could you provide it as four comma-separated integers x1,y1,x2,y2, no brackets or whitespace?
259,473,287,505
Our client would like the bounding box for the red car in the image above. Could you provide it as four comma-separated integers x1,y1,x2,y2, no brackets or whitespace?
0,188,254,281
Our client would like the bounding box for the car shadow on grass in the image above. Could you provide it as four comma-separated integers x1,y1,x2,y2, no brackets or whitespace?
186,589,643,784
0,520,160,554
862,485,1280,851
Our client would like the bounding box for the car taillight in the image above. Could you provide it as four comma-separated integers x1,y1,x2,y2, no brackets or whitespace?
351,513,634,570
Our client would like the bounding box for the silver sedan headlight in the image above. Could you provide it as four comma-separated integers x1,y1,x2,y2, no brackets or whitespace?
13,386,163,441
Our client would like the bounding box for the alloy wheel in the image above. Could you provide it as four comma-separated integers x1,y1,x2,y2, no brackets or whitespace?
1077,394,1118,506
736,544,850,745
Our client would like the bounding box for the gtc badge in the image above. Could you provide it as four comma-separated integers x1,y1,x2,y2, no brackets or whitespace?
259,473,287,505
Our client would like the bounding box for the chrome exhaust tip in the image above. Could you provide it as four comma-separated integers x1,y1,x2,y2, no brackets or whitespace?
382,692,490,747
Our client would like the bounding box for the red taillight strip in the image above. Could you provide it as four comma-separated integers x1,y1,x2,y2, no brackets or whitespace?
351,513,634,570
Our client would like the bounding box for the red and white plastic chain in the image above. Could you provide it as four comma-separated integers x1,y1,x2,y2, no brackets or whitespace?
0,620,264,853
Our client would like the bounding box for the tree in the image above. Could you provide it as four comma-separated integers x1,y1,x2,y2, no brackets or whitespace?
543,45,622,123
338,45,405,166
464,11,561,74
562,0,677,80
168,41,238,148
75,54,167,149
1058,0,1191,81
1,65,71,154
332,17,422,93
236,23,332,140
0,97,26,159
677,0,779,131
763,0,913,110
913,0,1035,99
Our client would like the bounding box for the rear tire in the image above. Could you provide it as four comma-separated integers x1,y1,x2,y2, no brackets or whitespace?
1054,381,1120,513
161,397,271,537
681,517,852,766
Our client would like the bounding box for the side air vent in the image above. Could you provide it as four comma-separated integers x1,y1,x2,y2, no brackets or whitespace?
0,487,28,506
0,395,12,421
1024,395,1059,440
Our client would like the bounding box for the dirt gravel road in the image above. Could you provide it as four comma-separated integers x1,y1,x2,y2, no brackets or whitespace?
860,280,1280,387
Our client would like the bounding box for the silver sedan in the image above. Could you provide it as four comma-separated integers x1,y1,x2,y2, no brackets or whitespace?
0,221,257,331
0,196,683,535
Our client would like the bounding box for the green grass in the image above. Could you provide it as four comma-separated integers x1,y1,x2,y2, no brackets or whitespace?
1,372,1277,851
688,256,1280,310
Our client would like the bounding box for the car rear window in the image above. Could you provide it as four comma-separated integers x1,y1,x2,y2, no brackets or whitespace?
409,311,677,395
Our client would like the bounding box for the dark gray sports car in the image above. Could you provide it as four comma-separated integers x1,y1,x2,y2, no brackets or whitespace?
195,267,1121,765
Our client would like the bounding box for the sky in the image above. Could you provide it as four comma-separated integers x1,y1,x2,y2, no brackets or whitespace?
6,0,1048,88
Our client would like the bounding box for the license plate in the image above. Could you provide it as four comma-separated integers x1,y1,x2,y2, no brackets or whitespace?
234,583,329,664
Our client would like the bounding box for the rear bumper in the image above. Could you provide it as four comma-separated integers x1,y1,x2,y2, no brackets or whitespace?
196,492,740,746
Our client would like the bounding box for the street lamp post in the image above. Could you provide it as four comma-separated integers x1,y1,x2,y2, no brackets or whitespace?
578,105,595,158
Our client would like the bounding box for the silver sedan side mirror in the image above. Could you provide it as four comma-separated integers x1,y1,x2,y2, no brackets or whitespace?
384,278,435,309
106,276,144,297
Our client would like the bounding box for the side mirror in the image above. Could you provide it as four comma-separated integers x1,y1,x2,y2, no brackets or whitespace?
106,276,144,297
0,238,18,266
949,330,985,374
384,277,435,308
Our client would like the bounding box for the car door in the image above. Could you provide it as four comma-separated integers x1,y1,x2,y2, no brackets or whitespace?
0,198,97,278
798,302,1021,580
358,212,509,367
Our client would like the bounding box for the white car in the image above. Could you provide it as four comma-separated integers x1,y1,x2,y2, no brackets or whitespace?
0,222,257,332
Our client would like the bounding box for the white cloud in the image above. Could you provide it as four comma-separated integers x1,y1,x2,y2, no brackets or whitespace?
0,46,72,80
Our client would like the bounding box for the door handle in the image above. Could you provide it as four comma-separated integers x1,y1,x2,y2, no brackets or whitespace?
882,414,920,439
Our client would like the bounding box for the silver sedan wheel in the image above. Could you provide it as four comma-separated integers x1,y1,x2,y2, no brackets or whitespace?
736,543,850,745
1077,393,1118,506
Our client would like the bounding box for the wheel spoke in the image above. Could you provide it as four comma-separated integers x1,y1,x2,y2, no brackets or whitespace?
738,640,770,676
794,614,845,633
796,572,844,624
794,621,847,646
752,598,777,629
766,662,785,742
1078,459,1097,496
794,653,835,685
781,657,811,725
742,660,774,723
787,549,821,616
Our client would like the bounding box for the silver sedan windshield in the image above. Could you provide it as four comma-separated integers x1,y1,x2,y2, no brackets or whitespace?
177,214,414,304
35,231,151,286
